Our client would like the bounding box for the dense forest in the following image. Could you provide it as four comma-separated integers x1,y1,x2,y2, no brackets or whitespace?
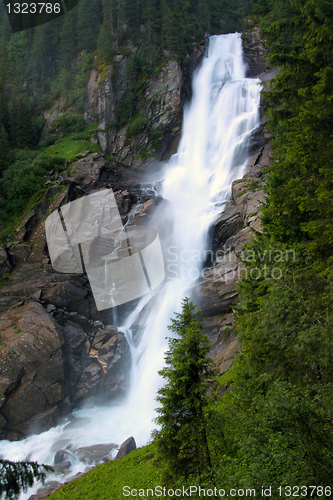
0,0,332,498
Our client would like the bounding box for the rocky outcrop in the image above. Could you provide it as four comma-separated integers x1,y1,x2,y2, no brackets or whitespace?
116,436,137,459
242,27,268,77
76,443,118,464
0,301,65,438
0,263,131,440
85,54,183,167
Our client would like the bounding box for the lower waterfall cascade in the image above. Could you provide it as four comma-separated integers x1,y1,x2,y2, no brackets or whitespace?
0,32,261,498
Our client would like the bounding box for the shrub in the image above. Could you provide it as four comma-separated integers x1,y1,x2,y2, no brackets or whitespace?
52,114,86,136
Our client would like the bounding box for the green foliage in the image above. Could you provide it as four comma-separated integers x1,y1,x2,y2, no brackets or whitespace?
52,114,86,136
0,124,11,174
154,298,216,481
8,97,36,149
0,459,51,499
77,0,102,51
148,126,163,148
259,0,333,255
44,130,100,162
206,1,333,485
0,153,64,218
208,247,333,491
127,116,148,139
59,12,76,72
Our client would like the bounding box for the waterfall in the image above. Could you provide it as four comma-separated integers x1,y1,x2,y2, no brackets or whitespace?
0,33,261,497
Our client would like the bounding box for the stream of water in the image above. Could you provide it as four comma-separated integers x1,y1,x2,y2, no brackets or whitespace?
0,33,261,498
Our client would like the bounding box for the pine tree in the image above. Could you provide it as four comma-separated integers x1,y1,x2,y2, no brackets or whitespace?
59,12,76,71
9,97,35,149
0,460,51,499
0,124,11,174
77,0,102,51
154,298,216,480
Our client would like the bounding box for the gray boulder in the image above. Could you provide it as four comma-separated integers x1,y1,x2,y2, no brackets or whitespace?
116,437,137,459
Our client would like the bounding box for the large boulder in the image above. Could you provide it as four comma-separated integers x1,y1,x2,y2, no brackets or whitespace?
76,443,118,464
116,436,137,459
0,301,65,438
0,263,131,439
7,243,32,266
68,153,106,187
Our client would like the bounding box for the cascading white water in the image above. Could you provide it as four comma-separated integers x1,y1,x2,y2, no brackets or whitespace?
0,33,261,498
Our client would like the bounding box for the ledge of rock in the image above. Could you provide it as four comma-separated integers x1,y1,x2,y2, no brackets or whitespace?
0,265,131,439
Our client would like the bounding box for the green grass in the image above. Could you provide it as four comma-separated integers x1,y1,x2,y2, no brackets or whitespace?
44,130,100,162
217,367,235,388
49,445,161,500
0,127,100,240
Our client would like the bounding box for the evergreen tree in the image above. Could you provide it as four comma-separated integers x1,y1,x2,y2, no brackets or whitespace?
9,97,35,149
0,124,11,174
97,0,117,62
77,0,102,51
0,81,9,132
59,12,76,71
154,298,216,480
0,459,51,499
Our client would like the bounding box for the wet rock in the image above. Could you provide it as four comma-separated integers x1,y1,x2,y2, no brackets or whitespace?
93,331,131,398
242,27,268,77
0,301,65,437
144,60,182,130
46,304,56,313
28,481,62,500
77,443,118,464
213,204,244,251
21,406,61,435
85,54,182,163
42,281,88,310
116,436,137,459
7,244,32,266
54,449,74,464
53,460,72,474
92,325,118,349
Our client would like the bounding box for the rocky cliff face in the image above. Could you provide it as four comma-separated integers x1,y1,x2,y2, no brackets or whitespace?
85,56,182,166
0,31,272,440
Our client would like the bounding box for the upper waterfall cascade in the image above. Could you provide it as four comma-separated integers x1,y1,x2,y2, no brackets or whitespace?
0,33,261,498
